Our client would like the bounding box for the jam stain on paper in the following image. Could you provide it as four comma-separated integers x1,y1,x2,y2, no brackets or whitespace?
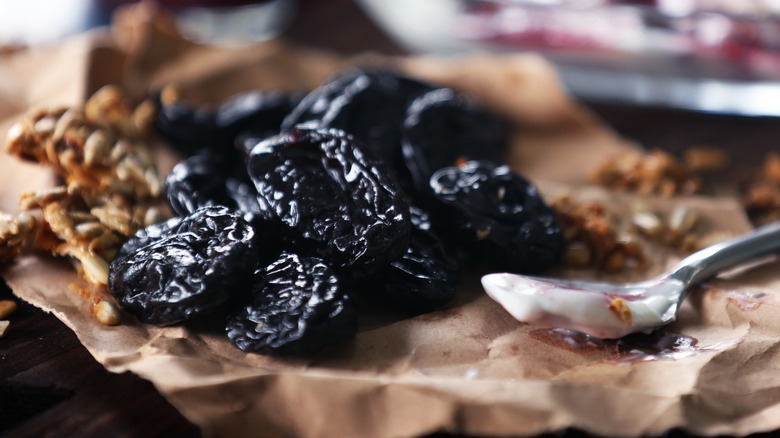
530,328,741,365
726,290,768,311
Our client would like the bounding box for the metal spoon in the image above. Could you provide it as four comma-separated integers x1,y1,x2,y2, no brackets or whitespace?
481,220,780,339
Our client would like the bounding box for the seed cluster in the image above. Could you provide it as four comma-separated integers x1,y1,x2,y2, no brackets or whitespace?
1,85,167,325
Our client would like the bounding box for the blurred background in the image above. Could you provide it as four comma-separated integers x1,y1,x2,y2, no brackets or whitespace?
3,0,780,116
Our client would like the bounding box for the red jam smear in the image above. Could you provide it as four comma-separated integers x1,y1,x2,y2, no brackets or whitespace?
530,328,737,365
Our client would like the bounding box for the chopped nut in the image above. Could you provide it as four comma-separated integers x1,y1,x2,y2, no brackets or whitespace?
90,205,133,236
0,300,18,319
551,194,645,272
83,130,113,167
615,233,646,269
43,201,76,241
92,299,121,326
632,209,665,238
745,152,780,224
608,298,632,326
132,99,156,137
562,241,590,267
0,212,39,262
683,146,728,171
68,211,98,224
160,83,181,106
69,247,110,286
476,227,491,240
88,231,123,254
667,205,698,244
0,320,9,338
593,149,702,196
603,250,626,272
85,85,137,138
74,221,106,239
19,186,68,210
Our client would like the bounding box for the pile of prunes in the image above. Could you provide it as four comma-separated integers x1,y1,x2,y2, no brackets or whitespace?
108,68,565,355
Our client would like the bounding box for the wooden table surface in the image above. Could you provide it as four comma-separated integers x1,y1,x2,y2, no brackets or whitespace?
3,1,780,437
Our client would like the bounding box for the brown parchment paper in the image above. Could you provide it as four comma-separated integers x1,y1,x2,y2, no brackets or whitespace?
3,5,780,438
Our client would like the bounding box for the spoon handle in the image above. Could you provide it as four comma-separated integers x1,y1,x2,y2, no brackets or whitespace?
670,220,780,287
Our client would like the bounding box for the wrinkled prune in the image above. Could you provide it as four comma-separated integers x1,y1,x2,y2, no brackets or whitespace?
247,127,411,276
216,90,303,139
402,88,510,195
359,206,459,314
154,97,215,154
109,206,259,325
428,161,564,274
114,215,182,263
155,89,302,157
165,152,262,220
226,252,357,355
281,69,433,190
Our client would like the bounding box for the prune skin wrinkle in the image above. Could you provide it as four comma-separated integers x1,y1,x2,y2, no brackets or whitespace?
226,252,357,355
164,152,264,225
113,215,182,262
429,160,564,274
359,206,459,315
281,69,434,190
247,127,411,277
109,206,259,325
402,87,510,196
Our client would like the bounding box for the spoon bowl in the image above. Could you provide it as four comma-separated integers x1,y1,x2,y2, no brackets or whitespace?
482,220,780,338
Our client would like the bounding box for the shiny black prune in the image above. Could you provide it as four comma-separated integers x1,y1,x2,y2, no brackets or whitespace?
165,152,262,221
281,69,433,190
154,89,302,156
226,252,357,355
359,206,459,315
247,127,411,277
109,206,259,325
402,88,510,195
153,96,215,155
428,161,564,274
215,90,304,139
113,215,182,263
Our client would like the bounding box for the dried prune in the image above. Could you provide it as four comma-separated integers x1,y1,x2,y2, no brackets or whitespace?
216,90,303,139
155,89,302,156
109,206,259,325
247,127,411,276
402,88,510,195
359,206,459,314
113,215,182,263
165,152,262,220
154,96,215,154
428,161,564,273
281,69,433,190
226,252,357,355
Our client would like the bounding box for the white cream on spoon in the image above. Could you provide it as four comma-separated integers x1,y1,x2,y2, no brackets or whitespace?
482,220,780,339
